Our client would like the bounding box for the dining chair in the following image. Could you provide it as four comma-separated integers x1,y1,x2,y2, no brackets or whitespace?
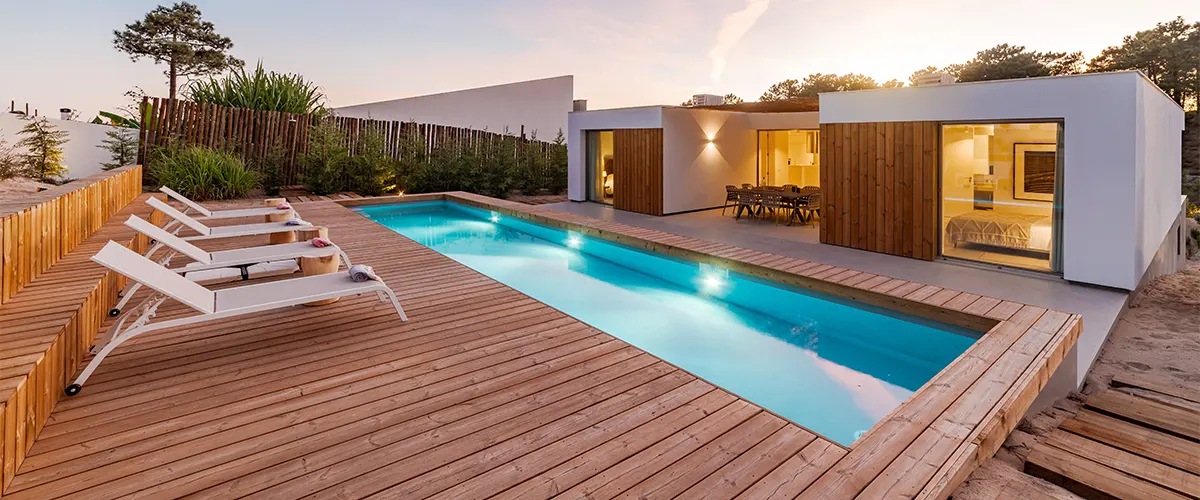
722,185,738,216
735,190,759,220
760,193,786,224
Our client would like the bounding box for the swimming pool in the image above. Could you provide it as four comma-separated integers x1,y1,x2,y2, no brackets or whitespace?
355,201,978,445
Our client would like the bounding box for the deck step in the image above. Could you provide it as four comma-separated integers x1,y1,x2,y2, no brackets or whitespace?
1024,378,1200,500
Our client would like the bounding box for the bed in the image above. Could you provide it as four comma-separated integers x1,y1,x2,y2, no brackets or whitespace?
944,211,1052,252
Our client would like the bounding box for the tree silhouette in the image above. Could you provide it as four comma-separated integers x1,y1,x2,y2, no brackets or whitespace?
114,2,243,101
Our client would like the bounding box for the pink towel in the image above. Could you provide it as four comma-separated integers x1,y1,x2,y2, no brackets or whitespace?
276,203,291,210
311,237,332,248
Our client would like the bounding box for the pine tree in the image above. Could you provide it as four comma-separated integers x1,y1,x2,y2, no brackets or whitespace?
113,2,242,102
98,128,138,170
16,118,70,180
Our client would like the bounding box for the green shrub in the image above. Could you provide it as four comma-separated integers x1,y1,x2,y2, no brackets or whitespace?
188,61,325,115
98,128,138,171
382,124,568,199
149,145,257,201
546,130,568,193
348,128,395,196
301,120,348,195
248,145,288,196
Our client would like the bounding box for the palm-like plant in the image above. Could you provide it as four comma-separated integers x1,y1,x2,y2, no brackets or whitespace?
187,61,325,115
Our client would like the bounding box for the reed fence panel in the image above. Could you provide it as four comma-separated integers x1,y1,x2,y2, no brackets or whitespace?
138,98,562,186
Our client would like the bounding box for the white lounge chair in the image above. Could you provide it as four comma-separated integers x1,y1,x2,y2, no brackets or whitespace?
68,241,407,396
120,198,322,305
109,214,353,316
159,186,296,220
147,196,312,240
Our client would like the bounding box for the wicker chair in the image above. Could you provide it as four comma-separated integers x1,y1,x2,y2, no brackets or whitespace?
799,192,821,225
759,192,786,224
735,190,759,220
722,185,739,216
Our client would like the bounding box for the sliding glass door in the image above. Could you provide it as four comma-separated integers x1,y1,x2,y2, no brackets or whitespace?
756,130,820,187
939,122,1063,273
585,130,614,204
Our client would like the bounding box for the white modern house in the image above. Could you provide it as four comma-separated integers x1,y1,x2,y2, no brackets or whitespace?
566,70,1186,292
335,75,575,139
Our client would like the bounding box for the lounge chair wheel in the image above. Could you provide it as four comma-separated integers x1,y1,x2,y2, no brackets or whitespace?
65,384,81,396
109,308,120,317
117,290,125,298
150,239,157,245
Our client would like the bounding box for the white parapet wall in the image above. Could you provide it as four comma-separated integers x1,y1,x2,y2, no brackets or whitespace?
0,113,130,180
335,75,574,140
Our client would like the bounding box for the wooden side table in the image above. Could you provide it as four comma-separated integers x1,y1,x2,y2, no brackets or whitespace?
297,226,340,306
264,198,296,245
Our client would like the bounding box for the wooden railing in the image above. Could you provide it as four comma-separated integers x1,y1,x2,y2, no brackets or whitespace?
0,165,143,304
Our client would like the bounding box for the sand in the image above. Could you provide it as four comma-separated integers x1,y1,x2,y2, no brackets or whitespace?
0,177,55,196
951,260,1200,499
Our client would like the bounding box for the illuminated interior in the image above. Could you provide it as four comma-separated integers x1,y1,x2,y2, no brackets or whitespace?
940,123,1062,272
757,130,820,188
586,130,615,204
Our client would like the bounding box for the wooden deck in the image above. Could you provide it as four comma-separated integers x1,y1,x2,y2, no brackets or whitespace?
1025,373,1200,499
3,193,1081,499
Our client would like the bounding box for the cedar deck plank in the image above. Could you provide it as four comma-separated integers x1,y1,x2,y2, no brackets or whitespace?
1044,429,1200,498
1061,409,1200,476
1026,441,1189,500
1086,390,1200,442
1110,373,1200,406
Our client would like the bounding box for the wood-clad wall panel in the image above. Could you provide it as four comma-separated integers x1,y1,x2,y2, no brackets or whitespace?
612,128,663,216
819,121,938,260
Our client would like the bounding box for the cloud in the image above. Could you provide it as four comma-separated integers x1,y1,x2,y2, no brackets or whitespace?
708,0,771,82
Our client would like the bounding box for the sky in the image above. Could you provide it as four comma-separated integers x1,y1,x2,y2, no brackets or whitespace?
1,0,1198,118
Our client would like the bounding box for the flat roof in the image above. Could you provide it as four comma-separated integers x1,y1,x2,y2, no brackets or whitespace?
690,97,820,113
821,70,1182,111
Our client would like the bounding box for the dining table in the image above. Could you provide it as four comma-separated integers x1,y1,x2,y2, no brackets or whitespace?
731,187,819,226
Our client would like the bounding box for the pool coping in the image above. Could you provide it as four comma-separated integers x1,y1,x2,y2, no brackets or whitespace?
339,191,1084,498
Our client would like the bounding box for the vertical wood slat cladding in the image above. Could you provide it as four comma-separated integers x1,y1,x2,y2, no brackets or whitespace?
0,165,142,303
612,128,664,216
819,121,939,260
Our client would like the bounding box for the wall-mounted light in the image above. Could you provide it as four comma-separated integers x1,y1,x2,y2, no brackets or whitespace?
489,212,500,223
566,236,582,248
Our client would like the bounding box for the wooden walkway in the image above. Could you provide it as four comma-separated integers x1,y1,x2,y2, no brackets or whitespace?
4,194,1081,499
1025,374,1200,499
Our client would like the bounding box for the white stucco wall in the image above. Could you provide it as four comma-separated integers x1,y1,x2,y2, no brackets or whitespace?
661,107,756,214
0,113,128,180
335,75,574,140
818,71,1182,292
567,107,822,212
566,106,663,202
1135,77,1185,289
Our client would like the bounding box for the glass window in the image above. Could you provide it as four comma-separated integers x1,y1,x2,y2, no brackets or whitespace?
940,123,1062,273
757,130,819,188
586,130,614,204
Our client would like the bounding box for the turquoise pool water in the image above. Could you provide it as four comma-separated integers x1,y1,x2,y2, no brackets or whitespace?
355,201,977,444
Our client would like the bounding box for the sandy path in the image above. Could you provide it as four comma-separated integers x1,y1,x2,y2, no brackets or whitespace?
952,261,1200,499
